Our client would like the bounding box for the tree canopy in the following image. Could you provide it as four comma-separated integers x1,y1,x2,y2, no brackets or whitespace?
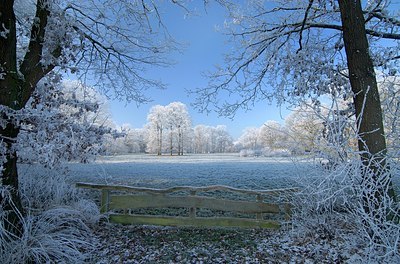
194,0,399,115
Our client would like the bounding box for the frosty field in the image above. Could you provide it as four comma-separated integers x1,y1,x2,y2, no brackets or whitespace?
19,154,323,190
19,153,400,191
17,154,400,263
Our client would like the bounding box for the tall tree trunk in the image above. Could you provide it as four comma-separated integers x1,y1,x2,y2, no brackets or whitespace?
338,0,395,222
1,0,58,237
0,0,24,237
157,126,161,155
0,117,23,237
178,126,181,156
170,126,173,156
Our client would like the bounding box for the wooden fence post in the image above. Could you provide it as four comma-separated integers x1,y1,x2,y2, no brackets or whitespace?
256,194,263,220
284,202,292,222
189,190,197,218
101,189,110,214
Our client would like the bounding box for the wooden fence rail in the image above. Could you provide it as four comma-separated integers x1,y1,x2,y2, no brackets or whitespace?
76,182,298,229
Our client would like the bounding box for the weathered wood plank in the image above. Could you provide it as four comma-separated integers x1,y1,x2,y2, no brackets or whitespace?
109,194,280,214
76,182,299,195
256,194,263,220
109,214,280,229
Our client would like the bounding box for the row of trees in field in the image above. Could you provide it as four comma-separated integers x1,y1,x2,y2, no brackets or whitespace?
102,99,341,156
104,75,400,158
103,102,236,155
23,82,348,158
238,75,400,160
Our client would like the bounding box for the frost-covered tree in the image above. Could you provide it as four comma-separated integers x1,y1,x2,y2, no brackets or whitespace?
258,120,287,151
193,125,209,153
165,102,191,155
195,0,399,218
146,105,167,155
104,126,147,154
236,127,262,156
58,80,113,129
146,102,191,155
17,79,112,166
129,128,148,153
214,125,234,153
0,0,179,234
285,106,324,154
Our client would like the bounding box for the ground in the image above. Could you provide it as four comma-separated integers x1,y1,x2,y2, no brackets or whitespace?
90,221,359,263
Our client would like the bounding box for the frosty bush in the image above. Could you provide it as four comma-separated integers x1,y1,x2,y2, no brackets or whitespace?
292,157,400,262
292,161,357,238
19,168,78,211
261,148,291,157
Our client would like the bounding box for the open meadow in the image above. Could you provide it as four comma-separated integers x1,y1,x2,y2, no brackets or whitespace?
23,154,323,190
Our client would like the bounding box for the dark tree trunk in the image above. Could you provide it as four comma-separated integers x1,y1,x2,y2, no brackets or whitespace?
1,0,59,237
178,126,182,156
338,0,395,221
170,127,173,156
156,126,162,155
0,0,24,236
0,117,23,237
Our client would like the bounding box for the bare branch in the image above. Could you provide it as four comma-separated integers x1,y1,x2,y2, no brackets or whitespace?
297,0,314,53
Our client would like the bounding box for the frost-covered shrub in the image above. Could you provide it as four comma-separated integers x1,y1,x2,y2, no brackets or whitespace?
19,167,79,211
292,161,356,237
19,165,100,220
261,148,291,157
72,199,101,226
288,93,400,261
239,149,251,157
291,157,400,262
239,149,263,157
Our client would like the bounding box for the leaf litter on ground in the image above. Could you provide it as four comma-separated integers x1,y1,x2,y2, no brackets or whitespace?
89,220,365,264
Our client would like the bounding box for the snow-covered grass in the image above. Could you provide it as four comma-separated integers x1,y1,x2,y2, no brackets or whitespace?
44,153,321,190
1,166,101,263
1,207,95,263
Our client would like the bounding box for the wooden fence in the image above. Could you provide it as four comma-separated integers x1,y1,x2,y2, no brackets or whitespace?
76,182,298,229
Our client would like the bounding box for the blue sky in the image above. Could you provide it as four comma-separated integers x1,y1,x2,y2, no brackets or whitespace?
108,2,290,139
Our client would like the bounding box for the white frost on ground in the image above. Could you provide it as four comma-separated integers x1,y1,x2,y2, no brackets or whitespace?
20,154,322,190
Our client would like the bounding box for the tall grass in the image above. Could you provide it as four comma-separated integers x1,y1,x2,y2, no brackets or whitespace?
1,166,100,263
291,143,400,261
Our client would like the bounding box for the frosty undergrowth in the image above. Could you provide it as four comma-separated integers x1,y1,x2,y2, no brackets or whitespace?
292,157,400,262
0,167,100,263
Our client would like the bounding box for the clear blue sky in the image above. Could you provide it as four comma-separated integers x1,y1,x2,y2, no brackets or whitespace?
108,2,290,139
